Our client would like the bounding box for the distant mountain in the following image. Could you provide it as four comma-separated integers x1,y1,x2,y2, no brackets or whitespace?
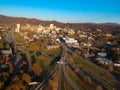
0,15,64,27
99,23,120,26
0,15,120,34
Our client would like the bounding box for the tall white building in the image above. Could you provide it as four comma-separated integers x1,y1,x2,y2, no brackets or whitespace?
37,25,43,33
50,24,54,29
15,24,20,32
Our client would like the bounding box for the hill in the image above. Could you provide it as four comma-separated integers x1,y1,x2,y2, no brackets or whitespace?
0,15,64,27
0,15,120,34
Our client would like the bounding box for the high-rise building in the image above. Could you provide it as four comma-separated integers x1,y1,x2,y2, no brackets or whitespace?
50,24,54,29
15,24,20,32
37,25,43,33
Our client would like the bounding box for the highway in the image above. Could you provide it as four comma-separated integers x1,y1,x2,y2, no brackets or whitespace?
12,31,33,72
57,45,65,90
5,30,33,77
57,45,80,90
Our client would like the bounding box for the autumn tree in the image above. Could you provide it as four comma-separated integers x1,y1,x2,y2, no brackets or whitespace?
96,84,103,90
32,63,42,76
22,73,31,84
6,76,26,90
28,42,38,52
0,82,4,90
84,75,92,85
39,37,48,50
6,80,26,90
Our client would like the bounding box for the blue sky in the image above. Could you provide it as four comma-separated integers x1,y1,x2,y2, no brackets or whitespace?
0,0,120,23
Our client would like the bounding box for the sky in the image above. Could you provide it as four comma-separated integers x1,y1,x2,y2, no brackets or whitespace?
0,0,120,23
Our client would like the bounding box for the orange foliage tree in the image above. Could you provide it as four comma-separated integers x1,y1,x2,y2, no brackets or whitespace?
32,63,42,76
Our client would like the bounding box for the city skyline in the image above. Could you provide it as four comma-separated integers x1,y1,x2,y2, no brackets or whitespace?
0,0,120,23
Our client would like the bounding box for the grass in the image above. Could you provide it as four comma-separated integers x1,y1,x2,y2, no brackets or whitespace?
37,57,51,74
19,44,62,80
21,48,60,73
19,45,52,77
74,57,99,72
0,40,4,48
13,32,27,45
44,48,62,57
36,48,62,75
36,49,61,75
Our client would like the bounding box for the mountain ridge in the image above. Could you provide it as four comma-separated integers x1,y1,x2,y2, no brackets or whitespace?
0,15,64,27
0,14,120,25
0,15,120,34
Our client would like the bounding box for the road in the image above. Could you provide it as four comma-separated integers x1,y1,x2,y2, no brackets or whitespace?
7,30,33,76
12,32,33,72
57,45,80,90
